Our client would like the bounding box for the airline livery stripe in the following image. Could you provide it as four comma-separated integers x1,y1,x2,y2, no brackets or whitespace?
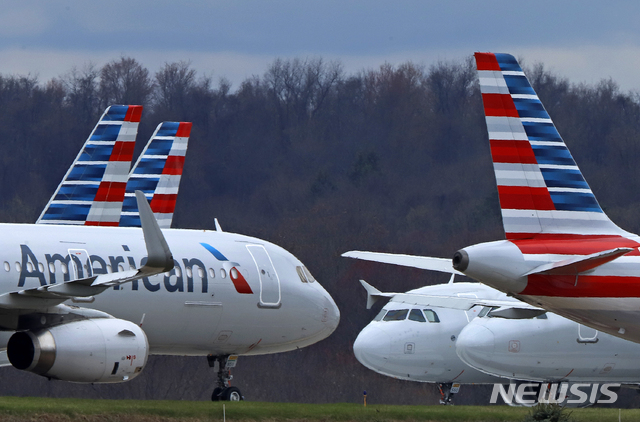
109,141,136,162
475,52,501,71
498,185,555,210
150,194,178,213
163,156,185,175
124,105,143,122
490,139,538,164
481,93,519,117
523,274,640,297
94,181,127,202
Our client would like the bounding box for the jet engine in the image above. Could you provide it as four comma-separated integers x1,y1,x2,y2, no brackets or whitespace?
7,318,148,383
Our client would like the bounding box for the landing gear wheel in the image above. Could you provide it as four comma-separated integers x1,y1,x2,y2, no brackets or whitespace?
211,387,223,402
222,386,243,401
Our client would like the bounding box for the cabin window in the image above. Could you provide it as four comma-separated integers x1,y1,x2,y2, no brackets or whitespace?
423,309,440,323
220,269,227,279
383,309,409,321
186,267,193,278
3,262,9,272
61,263,68,274
14,262,20,272
373,309,386,321
197,268,205,278
409,309,426,322
38,263,45,273
209,268,215,278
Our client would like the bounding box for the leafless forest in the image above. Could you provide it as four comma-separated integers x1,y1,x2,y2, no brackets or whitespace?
2,55,640,406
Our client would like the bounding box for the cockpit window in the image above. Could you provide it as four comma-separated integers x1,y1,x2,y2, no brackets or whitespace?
383,309,409,321
478,306,494,318
536,313,548,319
302,266,316,283
409,309,426,322
373,308,386,321
296,266,309,283
423,309,440,323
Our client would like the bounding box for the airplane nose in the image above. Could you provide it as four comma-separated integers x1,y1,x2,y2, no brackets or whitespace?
321,289,340,333
353,325,391,371
455,324,496,372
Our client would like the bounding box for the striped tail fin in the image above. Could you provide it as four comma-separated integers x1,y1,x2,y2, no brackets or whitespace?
37,105,142,226
120,122,191,228
474,53,628,239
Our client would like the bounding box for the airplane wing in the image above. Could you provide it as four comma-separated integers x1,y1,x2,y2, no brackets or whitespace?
343,251,464,275
0,191,173,310
360,280,545,318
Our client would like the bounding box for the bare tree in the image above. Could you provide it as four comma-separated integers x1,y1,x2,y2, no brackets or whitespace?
99,57,154,107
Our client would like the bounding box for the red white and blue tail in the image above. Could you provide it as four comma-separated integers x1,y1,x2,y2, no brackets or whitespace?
119,122,191,228
474,53,629,239
37,105,142,226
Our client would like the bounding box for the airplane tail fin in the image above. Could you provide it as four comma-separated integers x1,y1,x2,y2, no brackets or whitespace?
474,53,628,239
37,105,142,225
120,122,192,228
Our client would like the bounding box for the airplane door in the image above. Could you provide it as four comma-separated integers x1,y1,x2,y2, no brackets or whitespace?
578,324,598,343
68,249,92,279
246,245,281,308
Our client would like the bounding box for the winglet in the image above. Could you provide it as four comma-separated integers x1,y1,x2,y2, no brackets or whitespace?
136,190,174,272
359,280,395,309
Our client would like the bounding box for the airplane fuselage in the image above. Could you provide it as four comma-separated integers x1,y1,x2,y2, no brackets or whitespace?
0,223,339,356
457,311,640,383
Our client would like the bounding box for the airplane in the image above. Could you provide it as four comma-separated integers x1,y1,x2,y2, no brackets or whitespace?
1,105,340,402
352,279,506,404
347,52,640,345
351,274,640,404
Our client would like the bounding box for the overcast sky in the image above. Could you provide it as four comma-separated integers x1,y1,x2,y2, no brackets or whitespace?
2,1,640,91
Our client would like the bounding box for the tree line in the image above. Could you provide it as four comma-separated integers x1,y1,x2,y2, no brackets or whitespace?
1,54,640,406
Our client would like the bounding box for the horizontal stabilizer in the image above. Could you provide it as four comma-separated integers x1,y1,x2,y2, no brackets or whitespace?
524,247,633,276
343,251,463,275
360,280,396,309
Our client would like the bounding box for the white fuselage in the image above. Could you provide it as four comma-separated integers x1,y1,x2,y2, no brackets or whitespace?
456,311,640,383
353,283,504,384
0,223,339,356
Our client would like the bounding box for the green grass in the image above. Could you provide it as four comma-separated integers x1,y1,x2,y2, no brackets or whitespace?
0,397,634,421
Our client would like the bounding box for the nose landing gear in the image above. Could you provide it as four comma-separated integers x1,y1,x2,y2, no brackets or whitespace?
438,383,460,405
208,354,243,401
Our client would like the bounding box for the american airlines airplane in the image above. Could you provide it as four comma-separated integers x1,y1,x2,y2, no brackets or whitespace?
0,105,340,402
347,52,640,345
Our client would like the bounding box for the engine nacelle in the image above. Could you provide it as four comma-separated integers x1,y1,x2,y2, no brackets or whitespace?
7,318,148,383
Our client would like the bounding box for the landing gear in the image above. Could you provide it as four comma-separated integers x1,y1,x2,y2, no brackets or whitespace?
208,355,243,401
438,383,460,405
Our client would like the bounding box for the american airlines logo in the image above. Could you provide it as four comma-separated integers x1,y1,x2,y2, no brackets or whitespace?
490,383,619,405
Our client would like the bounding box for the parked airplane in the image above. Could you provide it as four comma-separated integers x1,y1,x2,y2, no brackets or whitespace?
448,52,640,343
352,275,640,404
456,306,640,384
352,280,505,404
2,106,340,402
349,52,640,344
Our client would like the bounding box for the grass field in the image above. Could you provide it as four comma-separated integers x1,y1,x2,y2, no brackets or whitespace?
0,397,635,421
